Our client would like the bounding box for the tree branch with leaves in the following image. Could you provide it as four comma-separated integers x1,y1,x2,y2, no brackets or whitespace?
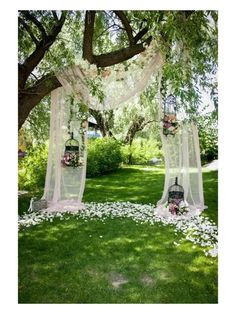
18,10,153,130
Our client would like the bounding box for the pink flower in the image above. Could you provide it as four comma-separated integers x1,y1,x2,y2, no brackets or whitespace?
164,123,172,128
169,202,178,215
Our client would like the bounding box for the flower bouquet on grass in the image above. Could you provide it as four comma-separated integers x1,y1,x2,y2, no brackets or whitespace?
165,200,189,215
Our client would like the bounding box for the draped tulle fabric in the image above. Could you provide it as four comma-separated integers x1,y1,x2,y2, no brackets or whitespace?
57,51,164,110
42,51,163,211
42,88,87,211
41,49,205,215
155,122,206,217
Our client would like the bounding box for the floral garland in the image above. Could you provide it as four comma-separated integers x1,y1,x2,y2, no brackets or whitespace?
73,40,161,104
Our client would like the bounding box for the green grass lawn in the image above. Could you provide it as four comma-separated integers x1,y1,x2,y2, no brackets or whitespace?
18,166,218,304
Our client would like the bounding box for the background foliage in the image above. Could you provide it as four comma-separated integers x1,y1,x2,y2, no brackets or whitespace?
87,138,123,177
18,10,218,192
121,139,163,165
18,145,48,191
197,114,218,163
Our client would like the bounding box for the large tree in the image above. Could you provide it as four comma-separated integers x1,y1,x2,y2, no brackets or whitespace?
18,10,218,130
18,10,153,129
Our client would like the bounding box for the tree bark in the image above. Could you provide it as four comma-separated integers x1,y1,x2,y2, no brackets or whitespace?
113,11,134,45
82,11,96,63
93,37,152,67
82,10,152,67
19,11,66,90
18,11,66,129
124,116,145,145
18,10,153,130
89,108,114,138
18,74,62,129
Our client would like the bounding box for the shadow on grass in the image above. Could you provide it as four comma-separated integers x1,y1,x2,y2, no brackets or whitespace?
18,167,218,223
202,170,218,223
19,217,217,304
18,167,164,215
84,167,165,204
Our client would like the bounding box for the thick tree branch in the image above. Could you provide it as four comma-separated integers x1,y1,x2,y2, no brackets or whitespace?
18,17,39,46
82,10,152,67
52,11,59,21
133,27,149,44
93,36,152,67
21,11,47,38
113,10,134,45
82,10,96,63
19,11,66,89
18,74,62,129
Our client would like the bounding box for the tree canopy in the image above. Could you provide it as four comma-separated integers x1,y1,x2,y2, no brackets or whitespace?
18,10,218,132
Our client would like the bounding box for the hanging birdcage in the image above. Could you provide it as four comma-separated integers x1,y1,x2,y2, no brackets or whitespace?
61,132,81,168
163,94,179,136
168,177,184,214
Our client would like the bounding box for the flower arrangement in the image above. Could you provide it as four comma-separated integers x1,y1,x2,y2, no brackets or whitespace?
163,114,179,136
165,199,189,215
61,152,83,168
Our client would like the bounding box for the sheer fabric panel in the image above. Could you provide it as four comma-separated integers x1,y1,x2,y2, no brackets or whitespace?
57,51,164,111
42,88,87,211
156,123,206,217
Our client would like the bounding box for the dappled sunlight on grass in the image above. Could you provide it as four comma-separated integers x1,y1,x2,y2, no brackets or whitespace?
84,166,165,204
18,166,218,303
19,215,217,303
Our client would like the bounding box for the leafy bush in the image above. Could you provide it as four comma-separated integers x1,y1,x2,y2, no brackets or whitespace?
18,145,48,191
87,138,123,177
18,138,122,190
197,115,218,164
199,130,218,164
18,137,162,190
121,138,164,165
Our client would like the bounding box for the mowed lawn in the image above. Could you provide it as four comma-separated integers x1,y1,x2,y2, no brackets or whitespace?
18,166,218,304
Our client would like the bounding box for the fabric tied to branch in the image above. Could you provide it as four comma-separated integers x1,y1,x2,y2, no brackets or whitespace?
42,51,163,211
41,48,205,215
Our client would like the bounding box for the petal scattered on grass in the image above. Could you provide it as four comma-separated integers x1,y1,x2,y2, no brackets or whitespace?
18,202,218,257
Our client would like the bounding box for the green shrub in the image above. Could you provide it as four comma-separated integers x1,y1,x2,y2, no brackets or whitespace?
121,138,164,165
199,132,218,164
197,116,218,164
18,138,123,189
18,145,48,191
87,138,122,177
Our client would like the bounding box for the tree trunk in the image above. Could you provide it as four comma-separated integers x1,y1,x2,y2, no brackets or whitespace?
18,10,153,130
18,74,62,129
124,116,145,146
89,108,114,138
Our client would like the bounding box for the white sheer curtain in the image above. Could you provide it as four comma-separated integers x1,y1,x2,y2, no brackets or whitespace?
57,51,164,110
42,88,87,211
155,122,206,217
41,51,163,211
40,46,205,215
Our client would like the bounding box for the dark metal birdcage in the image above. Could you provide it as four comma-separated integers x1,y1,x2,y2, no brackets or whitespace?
61,132,81,168
164,94,177,116
163,94,179,136
168,177,184,205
